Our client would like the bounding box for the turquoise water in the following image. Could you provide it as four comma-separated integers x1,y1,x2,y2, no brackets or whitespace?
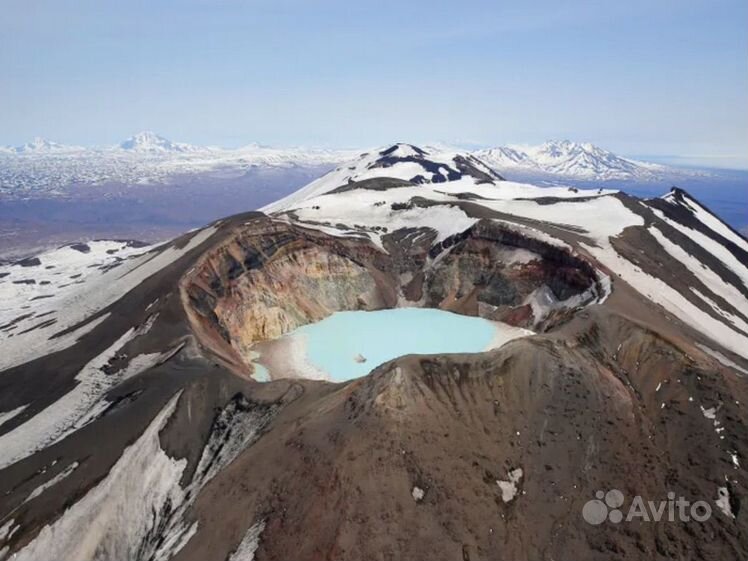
291,308,500,382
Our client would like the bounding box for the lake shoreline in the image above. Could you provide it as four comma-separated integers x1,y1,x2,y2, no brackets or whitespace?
250,308,534,383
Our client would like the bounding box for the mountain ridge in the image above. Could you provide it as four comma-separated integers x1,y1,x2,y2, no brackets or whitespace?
476,139,676,180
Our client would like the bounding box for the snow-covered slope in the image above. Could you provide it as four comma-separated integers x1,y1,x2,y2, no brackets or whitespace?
475,139,686,181
0,240,153,331
262,143,505,213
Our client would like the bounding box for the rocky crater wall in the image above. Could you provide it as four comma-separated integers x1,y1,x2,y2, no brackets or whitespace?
180,216,601,374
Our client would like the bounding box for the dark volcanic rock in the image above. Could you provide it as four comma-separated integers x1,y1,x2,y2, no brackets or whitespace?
328,177,416,194
15,257,41,267
69,243,91,253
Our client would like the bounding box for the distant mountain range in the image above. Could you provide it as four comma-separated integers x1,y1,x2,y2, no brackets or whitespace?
0,132,199,154
0,131,346,158
1,137,85,155
0,132,359,197
474,140,678,181
0,133,709,198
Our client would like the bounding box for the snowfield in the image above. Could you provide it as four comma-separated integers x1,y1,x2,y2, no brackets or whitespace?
0,226,217,372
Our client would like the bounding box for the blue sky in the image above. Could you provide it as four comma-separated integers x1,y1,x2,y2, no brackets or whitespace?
1,0,746,168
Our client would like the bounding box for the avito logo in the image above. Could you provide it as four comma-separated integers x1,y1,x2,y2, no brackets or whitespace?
582,489,712,525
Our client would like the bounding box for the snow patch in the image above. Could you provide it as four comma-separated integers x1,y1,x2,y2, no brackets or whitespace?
730,451,740,469
696,343,748,376
496,468,523,502
228,520,266,561
0,317,169,470
715,486,734,519
0,405,28,429
480,195,644,242
700,406,716,420
0,519,17,543
147,395,279,559
14,392,189,561
23,461,79,504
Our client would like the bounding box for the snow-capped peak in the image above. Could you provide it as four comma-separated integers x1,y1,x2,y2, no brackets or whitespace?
379,143,427,159
524,139,619,165
473,146,535,168
119,131,198,153
262,143,504,213
12,137,82,154
476,140,671,181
